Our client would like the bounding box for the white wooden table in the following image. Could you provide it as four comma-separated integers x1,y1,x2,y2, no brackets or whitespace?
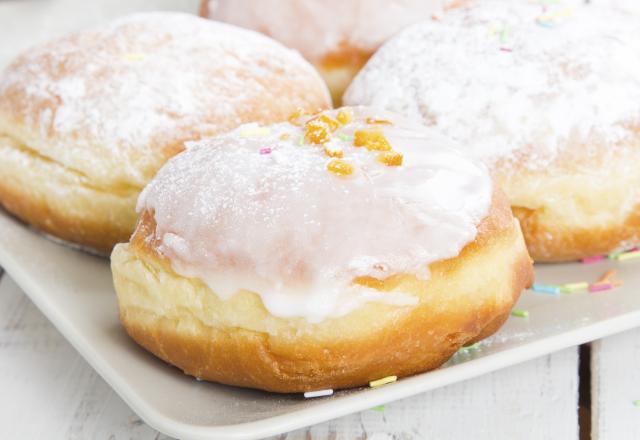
1,266,639,440
2,1,640,438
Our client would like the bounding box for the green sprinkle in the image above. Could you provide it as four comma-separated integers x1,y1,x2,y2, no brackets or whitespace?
370,405,385,412
634,400,640,407
298,136,305,146
511,309,529,318
615,250,640,261
338,133,353,142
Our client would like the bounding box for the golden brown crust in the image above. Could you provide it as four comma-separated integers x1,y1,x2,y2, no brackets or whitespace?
497,138,640,262
513,204,640,262
111,189,533,392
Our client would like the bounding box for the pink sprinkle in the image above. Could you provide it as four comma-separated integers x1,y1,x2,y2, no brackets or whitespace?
500,47,513,52
589,283,614,293
259,147,272,155
582,255,604,264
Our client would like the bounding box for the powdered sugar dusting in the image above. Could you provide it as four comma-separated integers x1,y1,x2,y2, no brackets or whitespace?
344,1,640,170
208,0,450,62
0,12,329,188
137,107,493,322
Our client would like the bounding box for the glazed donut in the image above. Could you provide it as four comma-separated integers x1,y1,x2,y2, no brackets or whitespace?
0,12,330,253
111,107,533,392
199,0,463,104
344,2,640,262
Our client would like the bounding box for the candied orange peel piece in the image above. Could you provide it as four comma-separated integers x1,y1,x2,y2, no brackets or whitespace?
327,158,353,176
305,113,340,144
336,108,354,125
324,144,344,158
366,117,393,125
317,114,340,132
305,120,331,144
377,151,404,166
354,129,392,151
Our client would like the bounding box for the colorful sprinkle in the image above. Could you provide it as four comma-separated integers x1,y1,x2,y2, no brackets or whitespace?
369,376,397,388
304,389,334,398
614,250,640,261
499,47,513,52
598,269,618,284
259,147,272,155
240,127,271,138
532,283,560,294
511,309,529,318
559,282,589,293
633,400,640,407
370,405,386,412
589,283,615,293
338,133,353,142
582,255,605,264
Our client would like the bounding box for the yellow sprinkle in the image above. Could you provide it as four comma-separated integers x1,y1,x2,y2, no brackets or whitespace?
324,144,344,158
559,282,589,293
327,159,353,176
122,53,145,61
377,151,403,167
354,129,392,151
336,108,353,125
279,133,291,141
369,376,397,388
240,127,271,138
366,117,393,125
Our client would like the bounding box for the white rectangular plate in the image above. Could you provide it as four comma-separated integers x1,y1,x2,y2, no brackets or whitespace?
2,208,640,440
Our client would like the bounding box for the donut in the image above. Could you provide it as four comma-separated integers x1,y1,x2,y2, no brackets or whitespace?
344,1,640,262
592,0,640,15
0,12,330,253
199,0,463,104
111,107,533,392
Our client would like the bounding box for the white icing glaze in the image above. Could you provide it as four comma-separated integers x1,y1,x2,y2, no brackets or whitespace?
137,107,493,323
344,1,640,169
0,12,328,189
207,0,452,62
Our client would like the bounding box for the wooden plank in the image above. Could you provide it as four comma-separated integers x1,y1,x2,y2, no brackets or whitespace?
270,348,579,440
591,329,640,440
0,275,580,439
0,275,170,439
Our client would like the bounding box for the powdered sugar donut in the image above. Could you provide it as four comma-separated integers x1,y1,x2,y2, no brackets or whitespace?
200,0,463,104
591,0,640,15
111,107,532,392
345,1,640,261
0,12,330,253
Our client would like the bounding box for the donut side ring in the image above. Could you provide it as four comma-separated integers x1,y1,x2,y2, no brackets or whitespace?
111,189,533,392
